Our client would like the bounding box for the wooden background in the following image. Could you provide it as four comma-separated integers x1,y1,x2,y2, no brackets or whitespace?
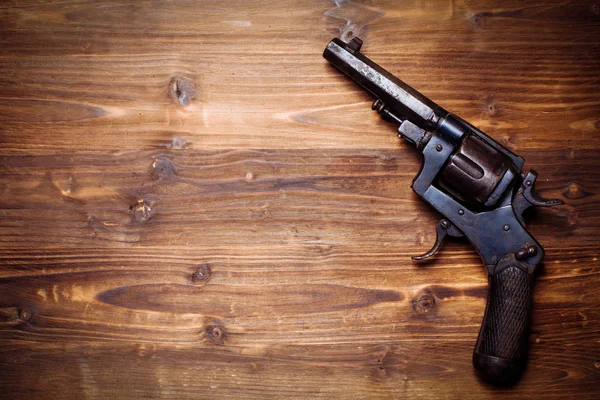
1,0,599,398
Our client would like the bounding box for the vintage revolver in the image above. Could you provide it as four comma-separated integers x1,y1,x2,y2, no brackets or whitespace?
323,37,563,385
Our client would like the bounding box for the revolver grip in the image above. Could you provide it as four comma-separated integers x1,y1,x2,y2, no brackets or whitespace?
473,255,534,385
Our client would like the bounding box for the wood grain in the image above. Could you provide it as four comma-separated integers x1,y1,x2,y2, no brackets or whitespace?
1,0,599,398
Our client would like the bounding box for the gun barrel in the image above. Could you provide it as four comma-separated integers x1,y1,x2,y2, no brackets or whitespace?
323,38,447,130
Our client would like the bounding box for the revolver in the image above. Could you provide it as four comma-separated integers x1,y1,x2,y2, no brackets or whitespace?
323,37,563,385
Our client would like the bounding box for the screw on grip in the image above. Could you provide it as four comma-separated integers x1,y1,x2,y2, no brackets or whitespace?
473,254,534,385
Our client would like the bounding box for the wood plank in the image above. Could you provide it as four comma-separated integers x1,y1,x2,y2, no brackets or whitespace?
0,339,598,399
0,149,589,248
0,1,598,151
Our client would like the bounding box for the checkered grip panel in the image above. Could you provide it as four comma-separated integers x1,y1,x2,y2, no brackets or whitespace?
478,265,531,360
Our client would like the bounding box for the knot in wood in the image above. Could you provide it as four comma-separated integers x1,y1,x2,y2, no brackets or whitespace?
131,199,153,223
19,308,32,321
413,293,436,314
501,135,515,148
151,157,177,179
52,172,77,196
167,137,188,149
205,324,226,345
169,76,196,107
191,264,212,284
470,12,485,28
564,182,589,200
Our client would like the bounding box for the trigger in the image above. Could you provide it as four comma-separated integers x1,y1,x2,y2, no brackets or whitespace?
412,219,463,261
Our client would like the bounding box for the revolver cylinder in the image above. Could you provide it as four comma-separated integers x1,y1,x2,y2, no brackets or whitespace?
439,131,516,208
